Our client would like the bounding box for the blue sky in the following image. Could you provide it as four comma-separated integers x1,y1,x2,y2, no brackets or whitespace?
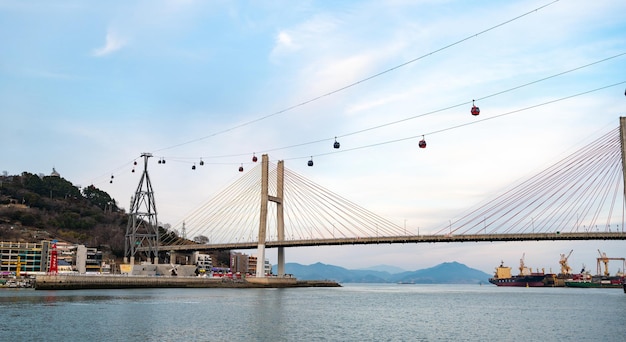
1,0,625,273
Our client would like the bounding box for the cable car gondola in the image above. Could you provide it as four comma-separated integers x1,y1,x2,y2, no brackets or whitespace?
471,100,480,116
252,153,258,162
418,136,427,149
307,157,314,167
333,137,340,149
199,159,204,166
239,164,244,172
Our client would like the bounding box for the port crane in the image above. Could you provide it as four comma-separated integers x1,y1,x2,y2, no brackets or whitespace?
2,256,22,277
596,249,626,276
518,253,531,275
559,250,573,275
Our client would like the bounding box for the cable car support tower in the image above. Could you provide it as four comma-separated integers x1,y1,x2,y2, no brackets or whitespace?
124,153,159,266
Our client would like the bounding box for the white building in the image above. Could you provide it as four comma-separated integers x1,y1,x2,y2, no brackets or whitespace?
192,252,213,273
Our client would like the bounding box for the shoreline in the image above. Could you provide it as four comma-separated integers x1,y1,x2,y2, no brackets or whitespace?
33,274,341,290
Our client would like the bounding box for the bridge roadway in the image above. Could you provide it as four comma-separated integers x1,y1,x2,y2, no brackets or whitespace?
154,232,626,253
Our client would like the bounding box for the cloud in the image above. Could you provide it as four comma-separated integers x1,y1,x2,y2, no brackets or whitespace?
277,31,294,48
270,14,340,60
92,31,128,57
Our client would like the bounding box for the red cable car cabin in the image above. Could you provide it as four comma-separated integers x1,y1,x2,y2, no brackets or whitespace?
471,100,480,116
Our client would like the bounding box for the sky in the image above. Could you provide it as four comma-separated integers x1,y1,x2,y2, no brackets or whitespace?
1,0,625,274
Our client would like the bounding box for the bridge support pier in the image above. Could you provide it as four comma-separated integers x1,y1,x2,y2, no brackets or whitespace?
619,116,626,206
276,160,285,276
256,155,269,277
257,155,285,277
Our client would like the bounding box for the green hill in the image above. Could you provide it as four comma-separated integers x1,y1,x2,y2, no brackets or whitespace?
0,171,128,258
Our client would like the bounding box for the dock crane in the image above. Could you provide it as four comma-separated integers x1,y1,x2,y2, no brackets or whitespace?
3,256,22,278
596,249,626,276
518,253,530,275
559,250,573,275
597,249,609,276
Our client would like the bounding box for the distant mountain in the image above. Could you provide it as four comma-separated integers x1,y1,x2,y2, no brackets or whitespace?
356,264,406,274
390,261,490,284
273,261,491,284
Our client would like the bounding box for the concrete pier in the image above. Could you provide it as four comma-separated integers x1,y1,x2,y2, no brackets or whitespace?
34,274,340,290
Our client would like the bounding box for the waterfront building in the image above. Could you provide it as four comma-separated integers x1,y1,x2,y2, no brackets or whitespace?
76,245,103,273
230,252,249,274
192,252,213,273
0,241,52,274
248,254,272,276
249,254,258,274
0,240,105,275
56,241,77,265
57,259,74,273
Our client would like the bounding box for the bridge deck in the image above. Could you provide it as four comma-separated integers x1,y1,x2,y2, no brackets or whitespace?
156,232,626,252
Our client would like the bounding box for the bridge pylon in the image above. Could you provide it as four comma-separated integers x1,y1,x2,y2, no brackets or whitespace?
124,153,159,265
257,154,285,277
619,116,626,204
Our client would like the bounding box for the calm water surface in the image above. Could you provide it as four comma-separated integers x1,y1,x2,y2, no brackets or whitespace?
0,284,625,341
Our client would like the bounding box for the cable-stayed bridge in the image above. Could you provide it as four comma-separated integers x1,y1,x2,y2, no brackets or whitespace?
128,118,626,275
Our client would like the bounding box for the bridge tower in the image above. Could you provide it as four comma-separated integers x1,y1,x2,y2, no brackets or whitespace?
257,154,285,277
124,153,159,265
619,116,626,203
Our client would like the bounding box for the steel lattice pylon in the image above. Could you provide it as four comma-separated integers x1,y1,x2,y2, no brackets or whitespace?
124,153,159,265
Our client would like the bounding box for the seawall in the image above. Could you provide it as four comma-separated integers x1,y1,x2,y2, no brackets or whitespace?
34,274,340,290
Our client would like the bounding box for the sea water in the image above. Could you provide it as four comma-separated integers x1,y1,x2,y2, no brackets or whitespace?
0,284,624,341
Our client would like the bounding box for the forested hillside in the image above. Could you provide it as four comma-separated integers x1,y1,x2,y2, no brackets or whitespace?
0,171,128,257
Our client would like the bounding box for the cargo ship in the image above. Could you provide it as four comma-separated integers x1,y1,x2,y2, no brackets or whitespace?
564,250,625,289
489,256,554,287
564,275,624,288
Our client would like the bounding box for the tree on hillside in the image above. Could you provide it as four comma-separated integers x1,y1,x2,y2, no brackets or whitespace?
42,175,81,199
83,185,119,212
21,172,45,194
20,172,82,200
193,235,209,244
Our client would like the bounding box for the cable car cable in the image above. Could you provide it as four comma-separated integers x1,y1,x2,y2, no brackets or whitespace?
150,0,561,154
282,81,626,162
163,54,626,164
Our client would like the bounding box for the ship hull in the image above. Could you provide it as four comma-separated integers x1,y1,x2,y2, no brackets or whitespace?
564,282,622,288
488,275,548,287
565,276,624,289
